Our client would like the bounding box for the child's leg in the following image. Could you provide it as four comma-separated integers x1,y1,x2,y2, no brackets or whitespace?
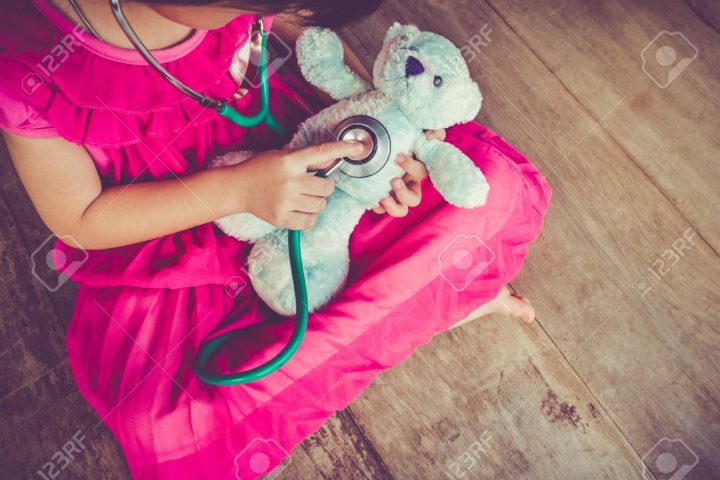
448,285,535,330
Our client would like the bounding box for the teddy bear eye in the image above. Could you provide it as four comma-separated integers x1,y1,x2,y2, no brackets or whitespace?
433,76,443,87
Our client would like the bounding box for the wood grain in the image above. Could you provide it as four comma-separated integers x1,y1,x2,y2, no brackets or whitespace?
685,0,720,32
348,317,643,479
2,0,719,478
340,0,719,478
481,1,720,477
287,411,392,479
0,143,130,479
486,0,720,253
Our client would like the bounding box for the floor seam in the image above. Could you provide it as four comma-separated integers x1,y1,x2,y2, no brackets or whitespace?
344,408,396,480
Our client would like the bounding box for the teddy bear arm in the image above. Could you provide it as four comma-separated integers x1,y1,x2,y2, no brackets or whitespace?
414,136,490,208
296,27,372,100
215,212,279,242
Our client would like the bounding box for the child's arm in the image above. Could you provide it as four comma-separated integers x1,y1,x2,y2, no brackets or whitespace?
3,132,362,250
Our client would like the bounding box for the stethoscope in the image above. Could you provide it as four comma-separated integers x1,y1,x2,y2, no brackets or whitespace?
107,0,285,134
103,0,390,386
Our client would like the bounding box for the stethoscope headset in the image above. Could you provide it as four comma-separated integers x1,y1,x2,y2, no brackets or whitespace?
107,0,285,133
95,0,390,386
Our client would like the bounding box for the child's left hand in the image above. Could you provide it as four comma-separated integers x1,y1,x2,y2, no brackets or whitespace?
372,129,445,217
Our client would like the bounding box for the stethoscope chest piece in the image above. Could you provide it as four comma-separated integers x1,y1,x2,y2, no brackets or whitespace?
332,116,391,178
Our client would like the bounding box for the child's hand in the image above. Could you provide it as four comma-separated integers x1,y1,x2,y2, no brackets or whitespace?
372,129,444,217
233,141,364,230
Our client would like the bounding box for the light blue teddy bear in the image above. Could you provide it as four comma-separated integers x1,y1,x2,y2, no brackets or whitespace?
213,23,489,315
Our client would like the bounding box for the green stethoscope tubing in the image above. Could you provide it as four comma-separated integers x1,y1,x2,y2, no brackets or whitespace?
193,229,309,386
195,28,308,386
109,0,307,385
216,27,284,135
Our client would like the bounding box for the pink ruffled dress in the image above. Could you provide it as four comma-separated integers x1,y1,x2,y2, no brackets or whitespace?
0,1,551,478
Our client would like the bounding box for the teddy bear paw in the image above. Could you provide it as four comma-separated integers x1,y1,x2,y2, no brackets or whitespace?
250,235,349,315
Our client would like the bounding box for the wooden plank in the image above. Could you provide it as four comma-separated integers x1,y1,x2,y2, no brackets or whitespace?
0,141,78,327
341,0,720,478
350,317,642,479
0,147,131,478
484,0,720,253
479,1,720,477
685,0,720,32
1,365,133,479
283,411,391,479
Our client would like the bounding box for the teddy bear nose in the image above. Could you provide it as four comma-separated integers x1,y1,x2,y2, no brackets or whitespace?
405,56,425,77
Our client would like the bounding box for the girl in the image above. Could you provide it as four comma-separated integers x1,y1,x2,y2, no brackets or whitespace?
0,0,550,478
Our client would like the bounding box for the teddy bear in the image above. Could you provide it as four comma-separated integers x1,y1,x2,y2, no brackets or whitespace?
212,23,489,315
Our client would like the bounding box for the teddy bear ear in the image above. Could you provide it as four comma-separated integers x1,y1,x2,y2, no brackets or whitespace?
383,23,420,44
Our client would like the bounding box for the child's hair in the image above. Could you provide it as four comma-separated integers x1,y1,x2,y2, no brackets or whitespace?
141,0,384,27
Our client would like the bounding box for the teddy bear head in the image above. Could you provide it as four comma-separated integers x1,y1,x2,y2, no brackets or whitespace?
372,23,482,130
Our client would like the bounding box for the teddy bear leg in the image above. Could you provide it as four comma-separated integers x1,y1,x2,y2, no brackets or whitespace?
247,230,295,315
248,229,350,316
288,192,367,313
215,213,278,242
250,192,366,315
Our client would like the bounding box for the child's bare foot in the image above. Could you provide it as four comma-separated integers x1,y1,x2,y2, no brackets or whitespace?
449,286,535,329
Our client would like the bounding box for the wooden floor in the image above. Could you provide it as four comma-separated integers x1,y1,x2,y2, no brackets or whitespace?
2,0,718,478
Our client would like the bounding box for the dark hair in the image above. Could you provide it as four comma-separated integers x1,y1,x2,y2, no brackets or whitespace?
143,0,383,27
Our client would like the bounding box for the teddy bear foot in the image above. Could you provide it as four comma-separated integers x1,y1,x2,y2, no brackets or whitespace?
249,238,349,316
216,212,277,242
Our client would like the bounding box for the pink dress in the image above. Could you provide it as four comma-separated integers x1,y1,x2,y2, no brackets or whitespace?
0,2,551,478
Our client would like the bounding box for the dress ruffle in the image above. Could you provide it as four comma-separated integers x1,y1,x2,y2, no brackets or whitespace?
0,1,324,289
0,1,264,146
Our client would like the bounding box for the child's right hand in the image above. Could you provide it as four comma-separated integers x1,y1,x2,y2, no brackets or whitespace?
232,141,365,230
